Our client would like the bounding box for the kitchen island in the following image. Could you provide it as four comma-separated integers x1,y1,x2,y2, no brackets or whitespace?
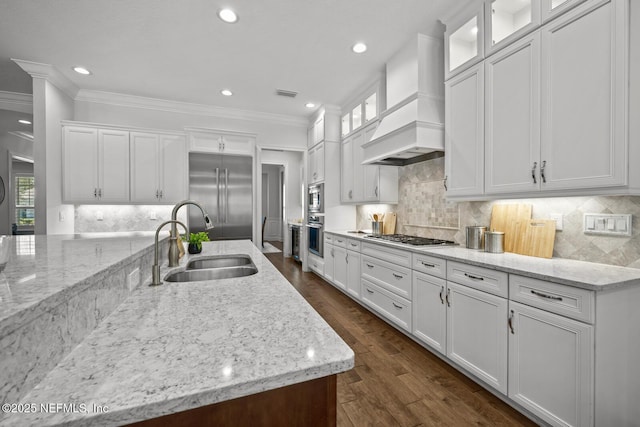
1,238,353,426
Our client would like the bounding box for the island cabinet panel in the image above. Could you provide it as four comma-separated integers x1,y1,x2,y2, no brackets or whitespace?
126,374,337,427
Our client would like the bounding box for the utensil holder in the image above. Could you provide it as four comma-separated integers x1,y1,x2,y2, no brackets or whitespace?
371,221,384,236
466,226,487,250
484,231,504,253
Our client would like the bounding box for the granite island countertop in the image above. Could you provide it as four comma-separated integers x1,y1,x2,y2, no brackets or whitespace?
326,230,640,291
1,240,353,426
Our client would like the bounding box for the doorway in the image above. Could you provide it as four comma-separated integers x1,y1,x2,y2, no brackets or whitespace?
262,164,284,242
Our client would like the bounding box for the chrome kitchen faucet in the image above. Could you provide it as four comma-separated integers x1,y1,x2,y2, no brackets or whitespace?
168,200,214,267
151,219,188,286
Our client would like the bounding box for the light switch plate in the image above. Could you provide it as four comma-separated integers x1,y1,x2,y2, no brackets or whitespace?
584,213,632,237
549,213,563,231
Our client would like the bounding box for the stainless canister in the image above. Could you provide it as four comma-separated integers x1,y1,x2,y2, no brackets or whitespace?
371,221,384,236
465,226,487,250
484,231,505,253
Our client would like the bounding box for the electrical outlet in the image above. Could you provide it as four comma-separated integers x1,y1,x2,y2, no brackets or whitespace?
549,213,563,231
149,210,157,220
58,210,65,222
96,211,104,221
127,268,140,291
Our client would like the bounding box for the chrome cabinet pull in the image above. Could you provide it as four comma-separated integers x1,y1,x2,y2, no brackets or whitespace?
439,286,444,304
155,190,159,199
508,310,515,334
366,263,374,269
392,273,403,279
374,186,378,197
94,188,98,198
98,188,102,198
366,288,374,294
345,254,349,264
443,175,448,191
330,249,334,257
159,190,163,199
350,242,358,247
464,273,484,281
337,239,344,243
530,289,563,301
446,288,451,307
348,190,352,199
531,161,537,184
540,160,547,183
421,261,436,268
392,302,403,310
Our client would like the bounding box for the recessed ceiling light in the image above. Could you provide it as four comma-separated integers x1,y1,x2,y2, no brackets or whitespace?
221,89,233,96
73,66,92,75
218,8,238,23
18,119,32,125
352,42,367,54
305,103,316,108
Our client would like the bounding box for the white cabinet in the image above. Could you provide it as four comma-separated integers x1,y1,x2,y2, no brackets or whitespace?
189,130,255,155
446,281,508,394
309,142,325,184
485,0,540,55
485,32,540,195
313,115,325,146
346,247,361,300
333,244,348,291
444,3,485,79
413,272,447,355
341,122,398,204
508,300,593,427
324,241,335,283
130,132,187,203
307,251,324,276
539,0,628,191
444,63,485,197
322,234,360,299
62,126,130,203
541,0,587,22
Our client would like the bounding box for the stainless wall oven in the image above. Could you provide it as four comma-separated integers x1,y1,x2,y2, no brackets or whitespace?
307,214,324,257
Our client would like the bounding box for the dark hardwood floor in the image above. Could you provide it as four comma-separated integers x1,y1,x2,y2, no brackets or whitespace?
263,244,536,427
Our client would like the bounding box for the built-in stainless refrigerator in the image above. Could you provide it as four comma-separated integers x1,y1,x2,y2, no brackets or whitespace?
188,153,253,240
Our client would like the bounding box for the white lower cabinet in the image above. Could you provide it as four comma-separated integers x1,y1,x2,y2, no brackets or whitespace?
307,252,324,276
412,272,447,355
346,249,361,299
321,234,360,298
324,243,335,283
333,245,348,291
362,279,412,332
446,281,508,394
508,300,593,427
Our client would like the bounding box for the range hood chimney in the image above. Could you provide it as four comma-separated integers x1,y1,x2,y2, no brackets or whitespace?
363,34,444,166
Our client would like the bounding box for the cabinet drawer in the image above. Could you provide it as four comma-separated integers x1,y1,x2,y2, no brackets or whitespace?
412,253,446,279
308,252,324,276
509,275,594,324
332,235,347,248
447,261,508,298
361,279,412,332
324,233,334,245
346,238,361,252
361,241,411,268
362,255,412,300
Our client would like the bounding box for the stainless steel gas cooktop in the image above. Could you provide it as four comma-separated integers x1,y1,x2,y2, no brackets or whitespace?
365,234,457,246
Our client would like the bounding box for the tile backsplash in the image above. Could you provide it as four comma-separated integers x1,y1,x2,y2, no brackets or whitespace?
357,156,640,268
75,205,187,233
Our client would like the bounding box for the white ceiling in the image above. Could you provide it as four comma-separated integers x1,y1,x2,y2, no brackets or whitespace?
0,0,464,121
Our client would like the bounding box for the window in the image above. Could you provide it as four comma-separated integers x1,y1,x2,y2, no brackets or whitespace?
15,175,35,227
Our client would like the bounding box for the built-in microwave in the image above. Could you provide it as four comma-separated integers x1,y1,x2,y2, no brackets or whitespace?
308,183,324,214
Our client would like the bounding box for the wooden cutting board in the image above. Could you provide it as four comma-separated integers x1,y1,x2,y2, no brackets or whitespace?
490,204,532,253
513,220,556,258
383,212,396,235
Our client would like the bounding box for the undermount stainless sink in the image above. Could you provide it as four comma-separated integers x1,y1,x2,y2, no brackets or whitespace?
164,265,258,282
186,254,253,270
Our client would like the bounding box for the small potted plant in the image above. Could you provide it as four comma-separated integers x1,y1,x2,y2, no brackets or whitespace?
185,232,210,254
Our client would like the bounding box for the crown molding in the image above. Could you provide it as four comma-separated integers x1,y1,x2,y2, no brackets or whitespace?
0,91,33,114
11,59,79,100
75,89,309,128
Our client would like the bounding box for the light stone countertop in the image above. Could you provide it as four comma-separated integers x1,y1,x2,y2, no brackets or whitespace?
1,240,354,427
326,230,640,291
0,232,162,337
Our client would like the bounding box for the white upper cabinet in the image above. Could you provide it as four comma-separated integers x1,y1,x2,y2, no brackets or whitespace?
485,0,541,54
444,3,484,79
62,125,130,203
130,132,187,203
540,0,627,191
541,0,587,22
485,32,541,195
189,130,254,155
445,63,485,197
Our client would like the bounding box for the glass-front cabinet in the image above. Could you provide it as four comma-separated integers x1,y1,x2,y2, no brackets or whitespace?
541,0,587,22
340,87,380,138
444,4,484,79
485,0,540,54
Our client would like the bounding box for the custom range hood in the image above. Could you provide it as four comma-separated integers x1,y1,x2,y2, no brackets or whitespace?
363,34,445,166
